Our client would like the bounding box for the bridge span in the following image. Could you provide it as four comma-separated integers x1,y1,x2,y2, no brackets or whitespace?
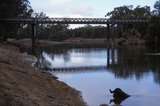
0,17,149,53
0,18,149,24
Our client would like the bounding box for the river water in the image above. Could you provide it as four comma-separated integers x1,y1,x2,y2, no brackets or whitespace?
36,47,160,106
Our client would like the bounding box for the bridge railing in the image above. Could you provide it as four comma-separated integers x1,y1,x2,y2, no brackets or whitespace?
0,18,149,24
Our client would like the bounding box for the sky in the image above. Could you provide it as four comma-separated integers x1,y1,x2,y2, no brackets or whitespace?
29,0,157,28
30,0,157,18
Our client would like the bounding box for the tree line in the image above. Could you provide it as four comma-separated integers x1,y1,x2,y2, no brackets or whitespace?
0,0,160,47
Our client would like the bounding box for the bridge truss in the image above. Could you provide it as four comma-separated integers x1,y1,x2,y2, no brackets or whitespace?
0,18,149,24
0,18,149,54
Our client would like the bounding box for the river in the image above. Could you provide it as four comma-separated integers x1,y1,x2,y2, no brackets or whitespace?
36,47,160,106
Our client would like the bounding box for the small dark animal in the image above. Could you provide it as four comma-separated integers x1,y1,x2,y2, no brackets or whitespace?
109,88,130,105
109,88,130,98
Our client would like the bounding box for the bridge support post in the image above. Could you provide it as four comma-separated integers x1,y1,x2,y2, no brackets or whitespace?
107,23,110,41
31,23,36,53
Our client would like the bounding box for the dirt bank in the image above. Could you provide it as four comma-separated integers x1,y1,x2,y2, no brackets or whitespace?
0,43,86,106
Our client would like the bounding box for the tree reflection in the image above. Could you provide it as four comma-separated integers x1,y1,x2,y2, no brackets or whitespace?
36,47,160,85
108,47,160,85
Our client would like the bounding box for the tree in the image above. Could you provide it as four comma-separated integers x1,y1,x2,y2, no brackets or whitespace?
146,16,160,48
133,6,151,19
0,0,33,18
106,5,151,19
48,24,69,41
154,0,160,16
145,0,160,47
106,5,133,19
105,5,151,39
0,0,33,41
132,6,151,37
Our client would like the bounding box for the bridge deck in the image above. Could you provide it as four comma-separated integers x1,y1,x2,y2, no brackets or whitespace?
0,18,149,24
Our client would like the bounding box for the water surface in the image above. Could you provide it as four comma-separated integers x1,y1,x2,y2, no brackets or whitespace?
37,47,160,106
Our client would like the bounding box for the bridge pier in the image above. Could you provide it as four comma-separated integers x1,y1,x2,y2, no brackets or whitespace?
31,23,37,53
107,23,110,41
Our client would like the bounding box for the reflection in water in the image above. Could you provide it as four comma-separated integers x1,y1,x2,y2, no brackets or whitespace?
35,47,160,106
36,47,160,84
108,48,160,85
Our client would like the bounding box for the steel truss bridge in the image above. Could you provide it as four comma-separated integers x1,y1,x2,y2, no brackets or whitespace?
0,18,149,24
0,18,149,53
0,18,150,70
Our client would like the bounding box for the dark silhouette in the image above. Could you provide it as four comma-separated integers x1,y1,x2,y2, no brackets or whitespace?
109,88,130,105
99,104,108,106
0,0,33,41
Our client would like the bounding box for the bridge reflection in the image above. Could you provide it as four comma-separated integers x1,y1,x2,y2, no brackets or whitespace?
35,47,160,84
35,48,118,71
44,66,108,74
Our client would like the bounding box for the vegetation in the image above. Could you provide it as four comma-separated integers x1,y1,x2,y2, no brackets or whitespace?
0,0,33,41
0,0,160,47
106,5,151,19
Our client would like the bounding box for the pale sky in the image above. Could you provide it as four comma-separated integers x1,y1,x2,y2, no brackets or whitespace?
29,0,157,18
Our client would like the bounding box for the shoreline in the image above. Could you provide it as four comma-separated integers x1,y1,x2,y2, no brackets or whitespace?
0,43,86,106
0,38,148,106
7,38,146,52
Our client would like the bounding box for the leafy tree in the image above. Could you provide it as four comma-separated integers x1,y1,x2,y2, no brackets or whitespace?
45,24,69,41
105,5,151,40
67,25,108,39
106,5,133,19
106,5,151,19
133,6,151,19
0,0,33,18
0,0,33,41
154,0,160,16
146,16,160,47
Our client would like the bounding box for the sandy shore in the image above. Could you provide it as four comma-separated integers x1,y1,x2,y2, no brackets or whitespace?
0,43,86,106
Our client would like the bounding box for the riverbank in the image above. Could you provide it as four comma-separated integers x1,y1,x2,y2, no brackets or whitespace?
7,37,146,52
0,43,86,106
8,38,109,51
